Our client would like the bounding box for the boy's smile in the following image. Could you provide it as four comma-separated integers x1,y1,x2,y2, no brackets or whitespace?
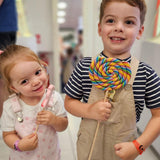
98,2,144,59
110,36,125,43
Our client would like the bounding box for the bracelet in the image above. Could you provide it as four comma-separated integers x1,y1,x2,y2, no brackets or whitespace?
132,140,145,155
14,140,22,152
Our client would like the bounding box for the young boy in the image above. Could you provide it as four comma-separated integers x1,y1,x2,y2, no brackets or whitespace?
64,0,160,159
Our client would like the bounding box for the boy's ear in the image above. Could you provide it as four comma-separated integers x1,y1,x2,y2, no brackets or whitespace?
136,25,144,40
98,23,102,37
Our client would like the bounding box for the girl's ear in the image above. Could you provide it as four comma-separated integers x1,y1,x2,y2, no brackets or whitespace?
136,25,144,40
9,85,19,94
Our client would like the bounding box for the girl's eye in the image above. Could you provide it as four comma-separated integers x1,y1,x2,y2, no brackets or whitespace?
35,70,41,75
106,19,114,23
125,20,134,25
21,79,28,84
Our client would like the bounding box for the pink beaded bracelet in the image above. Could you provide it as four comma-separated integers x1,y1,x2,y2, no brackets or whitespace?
14,140,22,152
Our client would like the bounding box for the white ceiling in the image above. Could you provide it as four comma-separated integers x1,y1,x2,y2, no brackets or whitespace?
58,0,82,30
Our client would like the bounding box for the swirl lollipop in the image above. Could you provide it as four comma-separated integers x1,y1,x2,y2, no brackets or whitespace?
88,56,131,160
89,56,131,93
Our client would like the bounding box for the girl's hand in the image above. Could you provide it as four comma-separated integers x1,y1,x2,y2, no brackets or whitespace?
18,133,38,151
37,110,68,131
114,142,139,160
88,100,112,121
36,110,56,126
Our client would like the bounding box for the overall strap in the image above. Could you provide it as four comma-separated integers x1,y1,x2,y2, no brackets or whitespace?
9,94,22,113
9,94,23,123
128,56,139,85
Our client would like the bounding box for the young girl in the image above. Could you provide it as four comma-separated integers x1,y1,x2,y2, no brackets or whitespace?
0,44,68,160
64,0,160,160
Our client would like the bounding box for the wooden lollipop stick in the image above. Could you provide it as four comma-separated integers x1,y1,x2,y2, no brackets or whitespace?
88,122,100,160
88,91,109,160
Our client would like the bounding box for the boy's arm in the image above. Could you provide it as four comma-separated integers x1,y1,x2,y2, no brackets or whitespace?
115,107,160,160
136,107,160,148
64,95,91,118
64,95,112,121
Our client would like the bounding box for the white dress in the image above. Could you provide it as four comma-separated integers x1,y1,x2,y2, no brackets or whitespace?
1,90,67,160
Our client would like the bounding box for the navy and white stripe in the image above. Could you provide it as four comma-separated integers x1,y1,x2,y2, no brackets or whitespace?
64,54,160,122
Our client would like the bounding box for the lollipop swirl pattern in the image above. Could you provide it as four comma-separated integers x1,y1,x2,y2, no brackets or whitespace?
89,56,131,91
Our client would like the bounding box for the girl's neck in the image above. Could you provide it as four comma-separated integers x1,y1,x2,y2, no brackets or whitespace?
20,95,43,106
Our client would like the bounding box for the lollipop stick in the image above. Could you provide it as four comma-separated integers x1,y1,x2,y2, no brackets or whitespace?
88,122,100,160
35,85,54,133
35,124,39,133
88,91,109,160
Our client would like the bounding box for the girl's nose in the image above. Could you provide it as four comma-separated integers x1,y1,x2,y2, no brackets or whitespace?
31,78,40,86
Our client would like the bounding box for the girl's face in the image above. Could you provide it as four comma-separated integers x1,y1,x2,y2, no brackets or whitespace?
98,2,144,59
10,60,48,104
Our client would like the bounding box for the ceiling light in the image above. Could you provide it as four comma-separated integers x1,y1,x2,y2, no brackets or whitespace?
57,11,66,17
58,2,67,9
57,17,66,24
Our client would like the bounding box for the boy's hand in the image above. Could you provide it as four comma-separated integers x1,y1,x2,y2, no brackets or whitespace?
18,133,38,151
114,142,139,160
88,100,112,121
36,110,56,126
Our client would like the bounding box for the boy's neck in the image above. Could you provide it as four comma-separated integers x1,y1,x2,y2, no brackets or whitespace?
101,51,131,60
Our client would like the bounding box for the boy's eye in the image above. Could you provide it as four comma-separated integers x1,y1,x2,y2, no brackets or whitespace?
125,20,134,25
21,79,28,84
35,69,41,75
106,19,114,23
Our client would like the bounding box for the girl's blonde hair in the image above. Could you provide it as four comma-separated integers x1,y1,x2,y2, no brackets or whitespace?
99,0,147,25
0,44,47,94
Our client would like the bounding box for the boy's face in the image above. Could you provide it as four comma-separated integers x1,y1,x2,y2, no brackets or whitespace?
98,2,144,59
9,60,48,103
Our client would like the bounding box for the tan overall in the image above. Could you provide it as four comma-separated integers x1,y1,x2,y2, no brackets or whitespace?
77,57,139,160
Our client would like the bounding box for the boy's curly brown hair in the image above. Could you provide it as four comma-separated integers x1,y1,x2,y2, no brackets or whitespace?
99,0,147,25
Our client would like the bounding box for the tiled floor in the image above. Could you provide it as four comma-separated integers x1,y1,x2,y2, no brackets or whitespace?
0,112,159,160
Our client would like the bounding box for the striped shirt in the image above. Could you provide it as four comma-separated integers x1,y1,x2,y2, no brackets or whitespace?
64,53,160,122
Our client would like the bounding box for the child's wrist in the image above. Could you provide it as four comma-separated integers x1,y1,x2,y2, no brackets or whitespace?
14,140,22,152
86,104,93,119
132,140,145,155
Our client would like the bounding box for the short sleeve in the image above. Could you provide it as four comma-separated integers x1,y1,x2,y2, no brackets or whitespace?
145,68,160,109
1,99,16,132
51,91,67,117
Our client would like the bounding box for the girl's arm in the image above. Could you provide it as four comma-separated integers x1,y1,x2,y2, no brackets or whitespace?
64,95,112,121
37,110,68,132
51,115,68,132
48,113,68,132
3,130,38,151
3,130,19,149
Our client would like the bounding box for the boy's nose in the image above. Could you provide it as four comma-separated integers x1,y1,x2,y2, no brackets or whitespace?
114,22,124,32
